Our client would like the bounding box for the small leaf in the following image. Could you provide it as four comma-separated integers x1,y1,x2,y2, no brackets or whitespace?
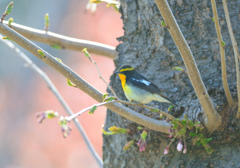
50,44,61,49
82,48,90,58
168,105,174,112
212,17,215,22
141,130,147,139
123,140,134,151
89,105,97,114
6,2,13,15
67,79,76,87
55,57,62,63
101,129,115,135
137,126,143,130
8,17,13,26
102,93,109,100
2,36,11,40
150,108,159,113
90,0,102,3
172,67,184,72
108,125,129,134
161,20,166,27
206,138,212,142
221,41,226,48
37,50,46,58
103,96,116,102
189,132,197,137
44,13,49,31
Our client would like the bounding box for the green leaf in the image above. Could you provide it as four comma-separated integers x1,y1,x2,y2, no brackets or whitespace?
8,17,13,26
123,140,134,151
2,36,11,40
137,126,143,130
45,13,49,30
206,138,212,142
89,105,97,114
197,142,202,146
189,132,197,137
37,50,45,58
172,67,185,72
141,130,147,139
67,79,76,87
6,2,13,15
103,96,116,102
102,129,115,135
168,105,174,112
161,20,166,27
55,57,62,63
212,17,215,22
108,125,129,134
221,41,226,47
150,108,159,113
50,44,61,49
46,110,59,118
102,93,109,100
82,48,90,58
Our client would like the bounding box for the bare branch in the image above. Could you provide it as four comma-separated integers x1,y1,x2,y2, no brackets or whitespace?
222,0,240,117
0,35,103,168
0,22,170,134
154,0,222,132
210,0,233,106
82,48,118,98
65,100,116,121
2,20,117,59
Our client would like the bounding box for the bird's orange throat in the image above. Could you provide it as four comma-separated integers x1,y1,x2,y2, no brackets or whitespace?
118,74,126,88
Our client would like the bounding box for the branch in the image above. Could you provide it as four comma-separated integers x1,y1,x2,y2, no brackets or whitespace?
211,0,233,106
2,20,117,59
82,48,118,98
0,22,170,134
65,100,116,121
0,35,103,168
154,0,222,132
222,0,240,117
116,100,175,120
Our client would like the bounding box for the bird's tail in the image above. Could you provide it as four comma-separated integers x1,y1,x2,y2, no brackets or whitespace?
154,94,177,106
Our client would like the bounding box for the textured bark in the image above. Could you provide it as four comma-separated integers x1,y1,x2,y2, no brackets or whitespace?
103,0,240,167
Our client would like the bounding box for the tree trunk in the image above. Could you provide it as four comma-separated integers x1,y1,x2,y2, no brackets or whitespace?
103,0,240,167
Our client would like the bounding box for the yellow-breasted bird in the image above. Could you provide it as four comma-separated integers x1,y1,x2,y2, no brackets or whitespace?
115,64,175,105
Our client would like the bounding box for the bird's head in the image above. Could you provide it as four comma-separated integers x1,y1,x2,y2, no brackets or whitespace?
114,64,136,75
114,65,136,85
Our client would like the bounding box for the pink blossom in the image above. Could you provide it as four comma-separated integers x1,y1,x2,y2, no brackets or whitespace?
177,141,183,152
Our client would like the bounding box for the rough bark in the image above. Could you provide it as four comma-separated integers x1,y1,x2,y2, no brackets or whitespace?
103,0,240,167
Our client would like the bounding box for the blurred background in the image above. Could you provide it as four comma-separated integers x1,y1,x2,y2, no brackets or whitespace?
0,0,123,167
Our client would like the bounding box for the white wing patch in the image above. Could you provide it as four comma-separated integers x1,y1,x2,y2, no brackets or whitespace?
132,78,151,86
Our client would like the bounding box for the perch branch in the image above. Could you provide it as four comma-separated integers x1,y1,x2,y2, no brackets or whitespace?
0,22,170,134
2,20,117,59
211,0,233,106
222,0,240,117
0,34,103,168
154,0,222,132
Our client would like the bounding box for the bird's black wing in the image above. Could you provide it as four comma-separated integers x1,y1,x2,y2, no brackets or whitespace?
127,74,171,101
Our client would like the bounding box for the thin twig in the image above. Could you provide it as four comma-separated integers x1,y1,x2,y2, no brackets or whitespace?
83,48,118,98
66,100,116,121
2,20,117,59
116,100,175,120
0,22,171,134
0,35,103,168
211,0,233,106
222,0,240,117
154,0,221,132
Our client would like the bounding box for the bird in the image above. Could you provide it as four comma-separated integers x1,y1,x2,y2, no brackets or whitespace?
115,64,175,105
